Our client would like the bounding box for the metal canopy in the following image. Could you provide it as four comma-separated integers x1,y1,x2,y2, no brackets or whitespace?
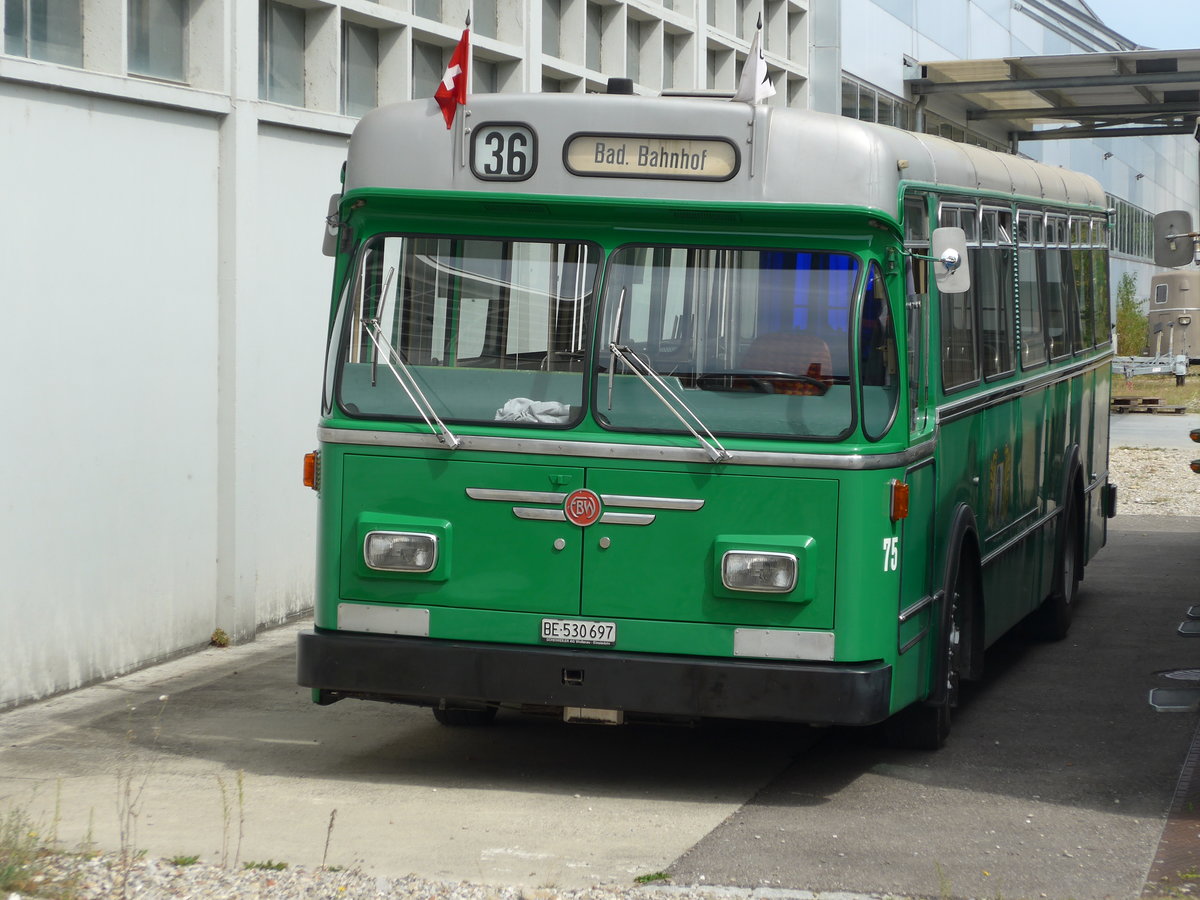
909,50,1200,143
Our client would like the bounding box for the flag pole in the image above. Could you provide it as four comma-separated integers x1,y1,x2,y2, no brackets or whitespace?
749,11,761,179
459,10,471,168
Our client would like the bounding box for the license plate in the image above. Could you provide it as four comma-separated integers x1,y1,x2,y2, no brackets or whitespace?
540,618,617,646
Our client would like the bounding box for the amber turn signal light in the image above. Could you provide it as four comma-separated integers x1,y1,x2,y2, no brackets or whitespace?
889,479,910,521
303,451,320,490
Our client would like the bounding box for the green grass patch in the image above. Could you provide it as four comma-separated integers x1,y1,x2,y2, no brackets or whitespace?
634,871,670,884
244,859,288,871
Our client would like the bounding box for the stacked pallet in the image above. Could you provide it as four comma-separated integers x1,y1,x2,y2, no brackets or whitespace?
1111,397,1188,415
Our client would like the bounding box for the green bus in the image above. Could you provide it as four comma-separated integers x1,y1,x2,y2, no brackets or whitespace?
297,86,1116,749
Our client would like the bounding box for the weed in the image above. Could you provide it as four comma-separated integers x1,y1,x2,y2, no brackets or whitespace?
170,855,201,866
321,809,338,870
244,859,288,871
216,775,232,868
115,695,170,898
934,861,952,900
210,628,230,648
0,805,79,899
634,871,670,884
0,806,43,893
215,769,247,868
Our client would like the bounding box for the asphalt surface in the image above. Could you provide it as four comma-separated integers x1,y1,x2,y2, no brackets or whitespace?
1110,411,1200,449
2,420,1200,899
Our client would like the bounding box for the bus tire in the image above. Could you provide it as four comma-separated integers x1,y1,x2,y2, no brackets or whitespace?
432,703,499,726
885,550,973,751
1031,491,1082,642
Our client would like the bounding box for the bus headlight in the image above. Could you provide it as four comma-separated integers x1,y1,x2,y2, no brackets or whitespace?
364,531,438,572
721,551,798,593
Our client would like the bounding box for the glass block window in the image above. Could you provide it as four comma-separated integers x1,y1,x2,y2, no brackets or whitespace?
411,40,444,100
341,21,377,116
542,0,561,57
4,0,82,66
128,0,187,81
586,2,602,70
259,0,306,106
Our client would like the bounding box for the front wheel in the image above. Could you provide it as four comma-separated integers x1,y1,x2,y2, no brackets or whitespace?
885,555,972,751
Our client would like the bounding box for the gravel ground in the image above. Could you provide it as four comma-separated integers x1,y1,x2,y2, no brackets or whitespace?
8,852,885,900
6,445,1196,900
1110,443,1200,516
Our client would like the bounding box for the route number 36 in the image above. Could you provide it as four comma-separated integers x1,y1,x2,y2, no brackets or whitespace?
882,537,899,572
472,124,536,180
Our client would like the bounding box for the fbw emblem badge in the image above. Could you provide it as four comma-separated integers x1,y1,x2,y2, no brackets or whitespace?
564,488,602,527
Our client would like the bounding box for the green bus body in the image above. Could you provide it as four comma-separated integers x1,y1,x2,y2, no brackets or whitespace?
297,92,1113,747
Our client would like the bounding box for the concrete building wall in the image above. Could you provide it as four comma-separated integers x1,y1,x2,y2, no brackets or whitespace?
0,83,223,703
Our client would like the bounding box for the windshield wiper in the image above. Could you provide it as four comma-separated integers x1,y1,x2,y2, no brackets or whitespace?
607,290,729,463
365,268,461,449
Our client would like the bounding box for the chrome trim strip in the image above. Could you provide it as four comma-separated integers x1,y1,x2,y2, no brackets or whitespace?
513,507,567,522
898,595,934,624
899,627,929,656
937,354,1113,425
599,512,656,525
467,488,566,504
980,504,1062,568
983,507,1038,546
320,428,937,472
600,494,704,510
980,470,1108,566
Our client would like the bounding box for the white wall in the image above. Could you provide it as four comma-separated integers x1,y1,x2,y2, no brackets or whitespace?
245,125,346,625
0,84,222,704
0,74,349,708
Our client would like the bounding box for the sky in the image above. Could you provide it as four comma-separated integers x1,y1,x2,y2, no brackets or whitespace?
1079,0,1200,51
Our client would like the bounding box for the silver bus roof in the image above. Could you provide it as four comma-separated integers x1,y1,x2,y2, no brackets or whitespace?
345,93,1107,219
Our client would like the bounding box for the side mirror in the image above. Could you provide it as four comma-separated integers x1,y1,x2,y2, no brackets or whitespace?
322,193,342,258
930,226,971,294
1153,209,1196,268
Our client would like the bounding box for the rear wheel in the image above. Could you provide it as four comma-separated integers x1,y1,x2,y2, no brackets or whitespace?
1031,494,1081,641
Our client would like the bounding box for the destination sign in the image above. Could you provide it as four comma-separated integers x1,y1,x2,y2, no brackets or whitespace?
564,134,738,181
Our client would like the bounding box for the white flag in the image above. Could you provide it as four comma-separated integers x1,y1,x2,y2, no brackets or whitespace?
732,19,775,104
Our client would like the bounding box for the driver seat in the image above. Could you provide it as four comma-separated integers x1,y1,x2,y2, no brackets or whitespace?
741,331,833,396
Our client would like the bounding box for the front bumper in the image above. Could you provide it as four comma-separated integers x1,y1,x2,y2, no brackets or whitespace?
297,628,892,726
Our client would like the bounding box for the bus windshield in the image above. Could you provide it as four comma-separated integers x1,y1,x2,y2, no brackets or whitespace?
597,246,860,440
335,235,600,425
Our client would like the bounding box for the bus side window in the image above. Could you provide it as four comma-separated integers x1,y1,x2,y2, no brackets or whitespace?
938,200,979,393
977,246,1015,378
1018,248,1048,369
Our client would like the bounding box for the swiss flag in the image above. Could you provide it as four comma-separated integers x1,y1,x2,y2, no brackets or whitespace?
434,27,470,129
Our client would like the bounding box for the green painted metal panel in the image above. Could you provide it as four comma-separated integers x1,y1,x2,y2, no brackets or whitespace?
579,469,838,628
339,454,586,615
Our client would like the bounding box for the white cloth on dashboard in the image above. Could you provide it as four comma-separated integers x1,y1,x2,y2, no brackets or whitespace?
494,398,571,423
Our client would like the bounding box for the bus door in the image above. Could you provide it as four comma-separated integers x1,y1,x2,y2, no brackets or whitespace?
898,200,937,664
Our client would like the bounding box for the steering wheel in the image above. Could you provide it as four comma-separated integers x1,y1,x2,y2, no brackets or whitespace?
734,370,830,396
